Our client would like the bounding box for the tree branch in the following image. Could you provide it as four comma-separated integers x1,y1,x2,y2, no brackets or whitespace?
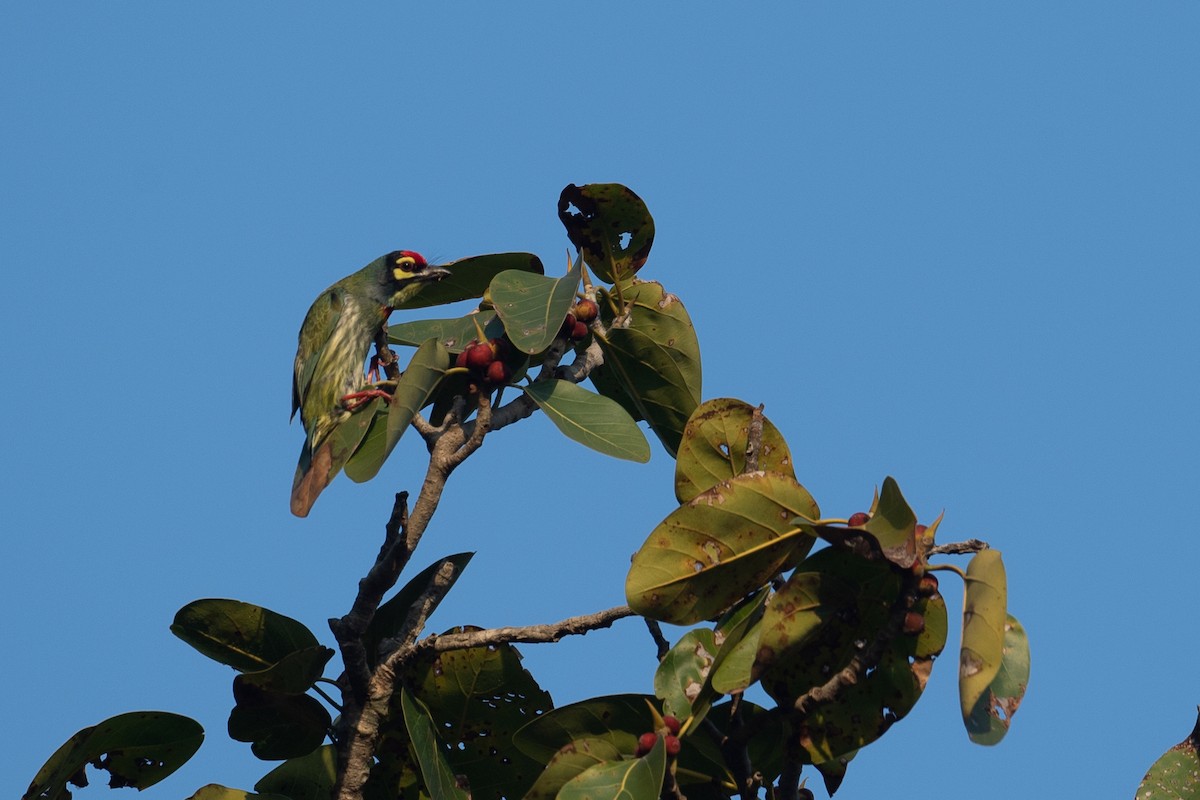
411,604,636,656
929,538,989,556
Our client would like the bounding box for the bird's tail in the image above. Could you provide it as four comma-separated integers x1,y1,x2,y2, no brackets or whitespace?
290,438,335,517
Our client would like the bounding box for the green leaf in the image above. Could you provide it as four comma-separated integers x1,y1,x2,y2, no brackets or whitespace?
403,629,553,800
394,252,544,310
514,695,655,763
591,281,701,457
815,750,856,797
558,183,655,284
228,646,336,761
708,593,770,696
364,553,473,665
489,255,581,354
524,737,625,800
254,745,336,800
625,472,819,625
557,735,666,800
401,689,470,800
747,548,940,764
799,649,927,765
523,379,650,462
23,712,203,800
963,612,1029,745
800,477,920,569
341,339,449,483
388,310,504,350
958,550,1008,738
228,682,331,761
187,785,289,800
691,700,784,786
171,599,320,673
675,398,796,503
1137,710,1200,800
654,629,718,721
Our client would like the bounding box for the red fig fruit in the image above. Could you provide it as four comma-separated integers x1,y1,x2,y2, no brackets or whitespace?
902,611,925,635
485,360,511,385
573,299,599,323
664,734,682,757
464,341,496,370
847,512,870,527
636,732,658,756
662,715,681,736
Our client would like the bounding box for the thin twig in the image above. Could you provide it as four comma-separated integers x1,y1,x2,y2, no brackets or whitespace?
645,618,672,660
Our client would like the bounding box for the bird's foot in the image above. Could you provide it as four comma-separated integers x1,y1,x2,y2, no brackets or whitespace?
366,354,385,383
341,389,393,412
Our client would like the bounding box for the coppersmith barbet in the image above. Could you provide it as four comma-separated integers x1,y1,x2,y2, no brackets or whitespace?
291,250,450,516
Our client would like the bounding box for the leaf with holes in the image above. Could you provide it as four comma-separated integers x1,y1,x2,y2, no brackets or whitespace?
395,252,544,309
523,379,650,462
401,690,470,800
959,550,1008,741
23,712,203,800
558,183,654,284
490,256,582,354
403,628,553,799
675,398,795,503
963,612,1029,745
626,472,819,625
171,599,320,673
513,695,656,763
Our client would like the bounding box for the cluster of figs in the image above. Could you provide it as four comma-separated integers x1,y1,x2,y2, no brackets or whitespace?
453,298,600,387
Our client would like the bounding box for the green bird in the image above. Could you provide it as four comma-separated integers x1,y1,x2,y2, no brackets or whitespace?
291,250,450,516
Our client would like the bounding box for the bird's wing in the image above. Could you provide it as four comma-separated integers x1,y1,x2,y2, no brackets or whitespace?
292,287,344,419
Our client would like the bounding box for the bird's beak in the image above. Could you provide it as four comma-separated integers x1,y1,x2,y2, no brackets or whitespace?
418,265,453,283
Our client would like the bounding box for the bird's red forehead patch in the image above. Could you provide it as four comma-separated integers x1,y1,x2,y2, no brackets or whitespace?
397,250,427,267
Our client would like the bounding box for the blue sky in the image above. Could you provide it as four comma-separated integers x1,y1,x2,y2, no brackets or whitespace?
3,5,1198,799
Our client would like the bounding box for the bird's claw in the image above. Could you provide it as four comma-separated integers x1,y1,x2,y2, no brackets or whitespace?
341,389,393,412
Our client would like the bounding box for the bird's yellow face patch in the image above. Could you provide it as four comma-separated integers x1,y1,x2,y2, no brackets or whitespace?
390,250,428,281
